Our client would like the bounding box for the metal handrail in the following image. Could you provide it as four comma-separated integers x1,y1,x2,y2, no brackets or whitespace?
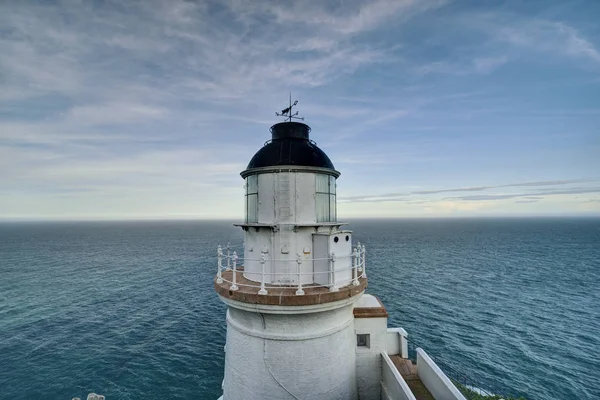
217,272,365,291
220,253,357,263
216,243,366,295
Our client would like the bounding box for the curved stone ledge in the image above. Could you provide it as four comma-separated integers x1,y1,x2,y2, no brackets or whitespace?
214,270,367,307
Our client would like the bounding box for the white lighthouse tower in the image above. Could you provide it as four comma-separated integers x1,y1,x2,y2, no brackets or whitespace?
214,100,367,400
214,100,470,400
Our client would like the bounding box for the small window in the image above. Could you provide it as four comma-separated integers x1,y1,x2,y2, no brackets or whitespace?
245,175,258,223
357,334,370,348
316,174,337,222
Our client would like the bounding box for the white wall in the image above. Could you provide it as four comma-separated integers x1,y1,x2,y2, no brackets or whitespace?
312,231,353,287
380,352,417,400
243,228,272,282
386,329,401,356
222,305,358,400
331,231,352,286
243,171,354,286
243,226,329,285
386,327,409,357
416,348,467,400
354,315,387,400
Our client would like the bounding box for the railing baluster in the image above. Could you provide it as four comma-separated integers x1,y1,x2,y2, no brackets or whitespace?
361,244,366,277
352,247,359,286
258,253,267,295
226,242,231,270
296,253,304,295
230,251,239,291
217,243,367,294
329,252,338,292
357,242,362,274
217,245,223,284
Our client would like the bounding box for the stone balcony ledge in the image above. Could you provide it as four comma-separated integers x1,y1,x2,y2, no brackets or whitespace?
214,269,368,307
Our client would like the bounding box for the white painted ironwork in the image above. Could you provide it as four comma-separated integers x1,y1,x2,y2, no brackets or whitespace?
226,242,231,270
357,242,363,273
216,244,366,295
329,252,338,292
295,253,304,295
217,245,223,284
361,244,366,277
258,253,268,295
352,247,359,286
230,251,239,291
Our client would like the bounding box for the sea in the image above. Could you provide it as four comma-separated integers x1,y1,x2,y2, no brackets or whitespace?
0,218,599,400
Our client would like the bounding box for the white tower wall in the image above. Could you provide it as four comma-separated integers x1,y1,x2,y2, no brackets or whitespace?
217,121,366,400
222,302,359,400
244,226,332,285
243,171,352,286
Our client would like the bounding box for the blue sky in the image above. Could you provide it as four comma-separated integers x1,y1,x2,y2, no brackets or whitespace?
1,0,599,220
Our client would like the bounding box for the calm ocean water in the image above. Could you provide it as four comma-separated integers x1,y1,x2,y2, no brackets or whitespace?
0,219,599,400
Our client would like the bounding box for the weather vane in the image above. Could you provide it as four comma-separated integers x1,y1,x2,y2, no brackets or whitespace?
276,93,304,122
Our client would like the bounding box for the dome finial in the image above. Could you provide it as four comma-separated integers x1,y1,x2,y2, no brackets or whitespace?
275,93,304,122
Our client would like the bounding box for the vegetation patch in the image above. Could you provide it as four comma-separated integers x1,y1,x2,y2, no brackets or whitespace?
454,381,526,400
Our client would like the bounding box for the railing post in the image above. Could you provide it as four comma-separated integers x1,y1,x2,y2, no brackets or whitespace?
361,244,366,277
258,253,267,295
217,245,223,284
356,242,362,273
226,242,231,270
352,247,359,286
230,251,239,291
296,253,304,295
329,252,338,292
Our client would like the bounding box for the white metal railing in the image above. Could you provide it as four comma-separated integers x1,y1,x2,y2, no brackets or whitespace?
216,242,366,296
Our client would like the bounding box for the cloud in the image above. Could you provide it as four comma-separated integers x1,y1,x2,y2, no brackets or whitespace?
455,187,600,202
417,56,509,76
67,103,170,125
473,56,509,73
1,0,423,106
491,17,600,66
235,0,448,35
339,179,598,202
1,1,599,219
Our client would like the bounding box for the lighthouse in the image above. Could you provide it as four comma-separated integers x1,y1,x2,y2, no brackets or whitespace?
213,100,472,400
214,99,369,400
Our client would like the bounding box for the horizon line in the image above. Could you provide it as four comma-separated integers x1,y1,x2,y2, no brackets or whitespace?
2,215,600,223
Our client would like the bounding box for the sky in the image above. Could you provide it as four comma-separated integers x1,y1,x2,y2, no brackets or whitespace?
0,0,599,220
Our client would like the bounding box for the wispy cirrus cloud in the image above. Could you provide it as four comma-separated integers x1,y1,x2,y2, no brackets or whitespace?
417,56,509,76
496,19,600,65
454,187,600,202
339,179,598,202
2,0,429,104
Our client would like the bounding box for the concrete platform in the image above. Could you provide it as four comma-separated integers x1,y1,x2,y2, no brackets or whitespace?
389,355,436,400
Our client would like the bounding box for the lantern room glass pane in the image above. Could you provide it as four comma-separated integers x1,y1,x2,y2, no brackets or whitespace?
316,174,336,222
316,174,329,193
246,193,258,223
247,175,258,194
330,194,336,221
316,193,329,222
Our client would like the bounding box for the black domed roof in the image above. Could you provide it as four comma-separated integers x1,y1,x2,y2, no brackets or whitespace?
244,122,336,172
